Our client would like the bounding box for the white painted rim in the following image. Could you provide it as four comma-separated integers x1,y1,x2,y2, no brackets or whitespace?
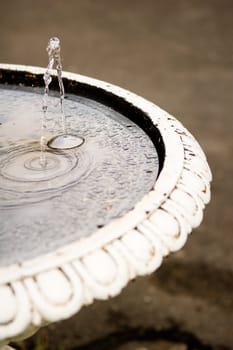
0,64,212,343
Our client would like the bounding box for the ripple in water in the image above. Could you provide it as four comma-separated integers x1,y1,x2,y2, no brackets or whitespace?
48,134,84,150
0,143,93,207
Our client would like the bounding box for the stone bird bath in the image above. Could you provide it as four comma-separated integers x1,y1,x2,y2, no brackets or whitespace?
0,63,211,348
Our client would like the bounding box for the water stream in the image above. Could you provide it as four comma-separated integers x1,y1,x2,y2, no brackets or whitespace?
41,37,84,166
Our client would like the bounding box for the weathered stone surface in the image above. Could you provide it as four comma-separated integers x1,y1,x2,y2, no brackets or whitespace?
1,0,232,348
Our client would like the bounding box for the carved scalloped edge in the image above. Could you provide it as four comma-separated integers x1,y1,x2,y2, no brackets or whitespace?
0,64,212,344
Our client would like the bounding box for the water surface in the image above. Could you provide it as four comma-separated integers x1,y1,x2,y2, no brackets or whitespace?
0,86,159,266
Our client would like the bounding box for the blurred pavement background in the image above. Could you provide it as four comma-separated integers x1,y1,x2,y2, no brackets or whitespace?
0,0,232,349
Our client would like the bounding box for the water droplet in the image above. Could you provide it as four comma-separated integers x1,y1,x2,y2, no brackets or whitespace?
48,37,60,51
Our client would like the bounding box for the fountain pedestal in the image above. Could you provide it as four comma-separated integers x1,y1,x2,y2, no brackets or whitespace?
0,64,211,347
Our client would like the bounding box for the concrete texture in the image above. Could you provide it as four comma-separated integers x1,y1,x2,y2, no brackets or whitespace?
0,0,232,349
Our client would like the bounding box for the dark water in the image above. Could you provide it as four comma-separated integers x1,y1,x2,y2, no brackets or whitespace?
0,86,159,266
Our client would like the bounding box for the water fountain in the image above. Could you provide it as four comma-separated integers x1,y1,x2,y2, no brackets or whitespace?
41,37,84,156
0,38,211,348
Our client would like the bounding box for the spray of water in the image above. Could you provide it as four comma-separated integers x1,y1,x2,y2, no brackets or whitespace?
40,37,84,166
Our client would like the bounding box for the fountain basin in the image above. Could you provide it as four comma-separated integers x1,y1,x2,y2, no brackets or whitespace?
0,64,211,344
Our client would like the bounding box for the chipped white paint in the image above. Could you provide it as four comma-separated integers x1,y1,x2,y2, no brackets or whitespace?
0,64,212,345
